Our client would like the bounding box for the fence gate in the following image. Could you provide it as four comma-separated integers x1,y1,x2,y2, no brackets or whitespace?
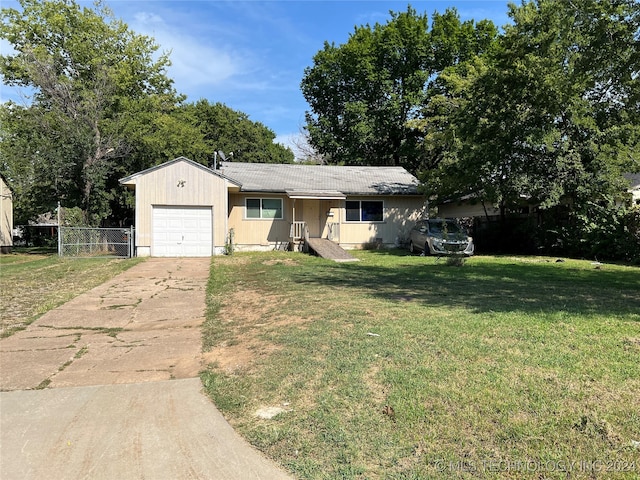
59,227,134,258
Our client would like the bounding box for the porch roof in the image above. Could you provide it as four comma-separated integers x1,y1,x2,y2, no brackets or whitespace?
286,190,346,200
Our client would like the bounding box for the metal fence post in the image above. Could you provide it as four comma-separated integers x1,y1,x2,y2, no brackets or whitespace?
57,202,62,257
129,226,134,258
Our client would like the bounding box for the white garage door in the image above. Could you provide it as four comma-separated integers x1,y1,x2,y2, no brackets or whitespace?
152,206,213,257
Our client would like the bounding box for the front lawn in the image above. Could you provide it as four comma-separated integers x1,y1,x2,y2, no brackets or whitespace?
202,251,640,479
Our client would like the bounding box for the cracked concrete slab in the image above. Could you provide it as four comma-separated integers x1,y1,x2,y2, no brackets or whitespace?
0,258,212,390
0,258,293,479
1,379,292,480
49,328,204,388
35,308,135,329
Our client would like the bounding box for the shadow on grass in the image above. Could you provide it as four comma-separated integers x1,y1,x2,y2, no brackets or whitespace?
292,251,640,318
12,246,57,255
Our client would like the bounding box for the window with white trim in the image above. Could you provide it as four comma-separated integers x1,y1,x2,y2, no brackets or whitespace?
246,198,283,219
345,200,383,222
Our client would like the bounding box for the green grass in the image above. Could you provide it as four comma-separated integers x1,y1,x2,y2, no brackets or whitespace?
0,253,144,337
202,251,640,479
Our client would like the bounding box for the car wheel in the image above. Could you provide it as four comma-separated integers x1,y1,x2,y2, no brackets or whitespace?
409,241,416,254
424,242,431,256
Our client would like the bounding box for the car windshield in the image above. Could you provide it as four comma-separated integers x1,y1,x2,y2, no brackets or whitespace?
428,220,462,235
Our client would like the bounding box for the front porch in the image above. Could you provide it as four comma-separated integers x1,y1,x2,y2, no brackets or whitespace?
287,191,344,252
288,191,344,233
289,220,340,249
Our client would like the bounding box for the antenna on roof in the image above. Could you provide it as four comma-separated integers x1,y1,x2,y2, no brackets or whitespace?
213,150,232,169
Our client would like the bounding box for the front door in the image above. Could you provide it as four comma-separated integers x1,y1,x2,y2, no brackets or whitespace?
302,200,321,238
321,200,339,241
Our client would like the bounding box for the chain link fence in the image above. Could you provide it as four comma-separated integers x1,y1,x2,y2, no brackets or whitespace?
58,227,134,258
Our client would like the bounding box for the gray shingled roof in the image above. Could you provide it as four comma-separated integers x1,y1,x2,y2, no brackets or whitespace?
218,162,420,195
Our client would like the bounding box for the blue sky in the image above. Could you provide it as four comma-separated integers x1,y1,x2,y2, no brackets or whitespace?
1,0,514,155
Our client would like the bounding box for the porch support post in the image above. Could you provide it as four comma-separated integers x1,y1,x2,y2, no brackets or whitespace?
292,198,296,224
291,199,296,243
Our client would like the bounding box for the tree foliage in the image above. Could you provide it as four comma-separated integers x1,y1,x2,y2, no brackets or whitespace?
424,0,640,216
302,0,639,259
184,100,294,165
0,0,194,225
301,6,497,172
420,0,640,260
0,0,292,226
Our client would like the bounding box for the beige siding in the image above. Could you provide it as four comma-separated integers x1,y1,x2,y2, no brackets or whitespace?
438,201,500,218
129,161,228,255
229,194,425,250
125,159,425,254
228,193,292,249
0,177,13,251
338,196,425,248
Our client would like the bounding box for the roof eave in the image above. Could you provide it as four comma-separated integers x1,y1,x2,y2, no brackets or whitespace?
286,190,347,200
118,156,242,188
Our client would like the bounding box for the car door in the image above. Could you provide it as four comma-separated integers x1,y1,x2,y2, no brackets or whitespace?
412,222,428,251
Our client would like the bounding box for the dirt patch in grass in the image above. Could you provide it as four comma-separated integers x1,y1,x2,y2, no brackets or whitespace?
203,340,282,374
216,255,252,266
204,287,309,373
363,362,387,406
262,258,299,267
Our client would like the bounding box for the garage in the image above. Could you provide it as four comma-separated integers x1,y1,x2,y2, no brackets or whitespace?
152,206,213,257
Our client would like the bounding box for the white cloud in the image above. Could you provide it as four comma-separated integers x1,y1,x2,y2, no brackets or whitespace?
165,37,239,88
275,132,317,162
275,133,303,158
133,12,163,25
129,10,247,93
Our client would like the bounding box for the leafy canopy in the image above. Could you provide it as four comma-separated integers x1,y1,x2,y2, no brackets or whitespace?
0,0,189,225
0,0,292,226
184,100,294,165
301,6,497,172
423,0,640,216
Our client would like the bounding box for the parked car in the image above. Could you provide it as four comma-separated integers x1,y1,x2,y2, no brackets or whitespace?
408,218,474,256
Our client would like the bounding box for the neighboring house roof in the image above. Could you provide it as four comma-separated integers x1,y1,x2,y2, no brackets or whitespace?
29,212,58,226
624,173,640,189
218,162,420,196
625,173,640,203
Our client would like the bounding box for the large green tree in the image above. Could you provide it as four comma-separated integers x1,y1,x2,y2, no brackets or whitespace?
184,100,294,165
425,0,640,218
301,6,497,172
0,0,206,225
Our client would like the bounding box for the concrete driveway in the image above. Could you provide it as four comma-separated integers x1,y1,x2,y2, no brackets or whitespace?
0,258,293,479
